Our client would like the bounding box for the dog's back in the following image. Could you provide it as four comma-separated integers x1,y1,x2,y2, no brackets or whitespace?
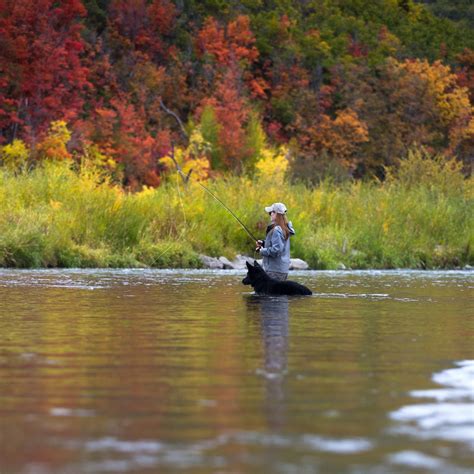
271,280,312,296
243,261,312,296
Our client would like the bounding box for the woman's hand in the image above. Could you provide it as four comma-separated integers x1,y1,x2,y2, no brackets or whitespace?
255,240,263,252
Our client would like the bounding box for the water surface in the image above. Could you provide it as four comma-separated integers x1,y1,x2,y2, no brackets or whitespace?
0,269,473,473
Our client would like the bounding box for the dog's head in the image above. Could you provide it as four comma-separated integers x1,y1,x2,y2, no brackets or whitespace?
242,260,264,285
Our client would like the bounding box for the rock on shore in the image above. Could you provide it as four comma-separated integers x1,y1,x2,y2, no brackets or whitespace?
199,254,309,270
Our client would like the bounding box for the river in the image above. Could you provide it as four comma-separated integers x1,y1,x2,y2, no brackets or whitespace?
0,269,473,473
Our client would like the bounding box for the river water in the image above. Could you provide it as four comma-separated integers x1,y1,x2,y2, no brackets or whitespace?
0,269,473,473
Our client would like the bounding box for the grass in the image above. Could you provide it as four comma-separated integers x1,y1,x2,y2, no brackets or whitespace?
0,152,472,269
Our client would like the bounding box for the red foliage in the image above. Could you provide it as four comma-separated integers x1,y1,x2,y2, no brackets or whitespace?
148,0,176,35
79,94,167,188
199,65,252,170
108,0,176,61
456,48,474,103
348,34,368,58
266,121,284,142
196,15,258,66
318,85,335,112
0,1,468,186
0,0,89,144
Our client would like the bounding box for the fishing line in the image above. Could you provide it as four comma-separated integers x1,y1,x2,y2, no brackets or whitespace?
172,161,259,244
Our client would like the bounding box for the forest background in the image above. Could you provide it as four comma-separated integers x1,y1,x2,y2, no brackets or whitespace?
0,0,473,269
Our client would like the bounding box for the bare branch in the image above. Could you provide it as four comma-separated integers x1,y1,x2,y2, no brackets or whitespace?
159,98,188,139
167,143,193,185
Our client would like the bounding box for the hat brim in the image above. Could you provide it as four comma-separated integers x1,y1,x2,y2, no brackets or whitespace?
264,206,273,213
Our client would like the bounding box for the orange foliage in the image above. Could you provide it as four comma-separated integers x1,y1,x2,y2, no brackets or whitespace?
319,109,369,166
298,108,369,169
196,15,258,67
36,121,72,161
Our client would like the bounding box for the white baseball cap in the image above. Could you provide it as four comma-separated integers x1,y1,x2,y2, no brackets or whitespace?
264,202,287,214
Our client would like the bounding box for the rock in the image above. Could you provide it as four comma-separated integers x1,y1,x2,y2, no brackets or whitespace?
218,256,234,269
289,258,309,270
337,262,347,270
464,264,473,270
207,254,310,271
199,255,224,269
231,254,255,270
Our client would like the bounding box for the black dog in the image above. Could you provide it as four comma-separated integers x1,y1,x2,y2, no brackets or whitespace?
242,261,312,296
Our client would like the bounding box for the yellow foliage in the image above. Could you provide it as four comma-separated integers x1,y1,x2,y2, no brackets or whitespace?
111,196,123,213
0,139,30,171
37,121,72,161
254,145,289,184
187,128,211,157
159,128,211,183
136,185,156,198
80,144,117,181
400,59,472,125
49,199,62,210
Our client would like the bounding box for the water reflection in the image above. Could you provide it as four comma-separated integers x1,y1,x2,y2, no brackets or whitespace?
1,270,473,473
246,295,289,431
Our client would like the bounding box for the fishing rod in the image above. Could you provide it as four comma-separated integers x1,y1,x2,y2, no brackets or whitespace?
168,145,259,243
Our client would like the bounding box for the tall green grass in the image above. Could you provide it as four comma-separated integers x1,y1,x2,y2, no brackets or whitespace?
0,152,472,269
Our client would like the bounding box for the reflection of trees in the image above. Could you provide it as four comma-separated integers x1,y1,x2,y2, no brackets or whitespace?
246,296,289,431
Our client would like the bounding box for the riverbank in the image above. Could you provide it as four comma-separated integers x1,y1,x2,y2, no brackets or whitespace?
0,156,472,270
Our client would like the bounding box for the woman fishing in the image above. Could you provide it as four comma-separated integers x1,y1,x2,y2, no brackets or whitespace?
255,203,295,281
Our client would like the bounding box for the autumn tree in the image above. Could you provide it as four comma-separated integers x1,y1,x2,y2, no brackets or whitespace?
196,15,258,67
107,0,176,63
290,105,369,183
456,49,474,104
2,0,472,185
198,64,253,171
194,15,263,103
79,94,168,188
75,0,182,186
0,0,90,145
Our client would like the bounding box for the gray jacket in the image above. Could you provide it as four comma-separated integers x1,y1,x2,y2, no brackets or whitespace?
260,221,295,274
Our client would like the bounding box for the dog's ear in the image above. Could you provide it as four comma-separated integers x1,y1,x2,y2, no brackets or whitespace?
246,261,252,270
254,260,261,268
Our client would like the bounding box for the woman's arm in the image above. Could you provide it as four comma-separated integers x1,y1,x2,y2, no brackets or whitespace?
259,227,284,257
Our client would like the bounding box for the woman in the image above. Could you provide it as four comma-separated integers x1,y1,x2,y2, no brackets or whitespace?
255,202,295,281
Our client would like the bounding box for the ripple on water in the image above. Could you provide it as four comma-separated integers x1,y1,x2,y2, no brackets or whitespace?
0,268,472,291
389,360,474,447
62,431,374,472
388,450,447,470
0,268,242,290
